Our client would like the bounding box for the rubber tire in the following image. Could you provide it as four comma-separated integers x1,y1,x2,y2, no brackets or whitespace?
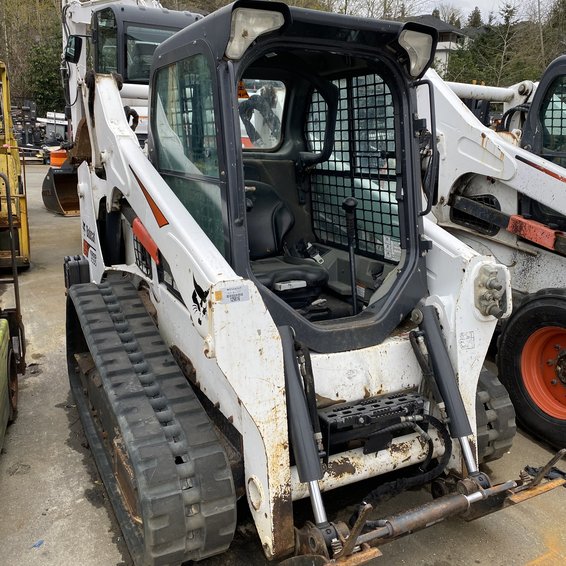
497,290,566,449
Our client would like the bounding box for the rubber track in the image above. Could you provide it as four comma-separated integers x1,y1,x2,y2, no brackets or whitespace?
68,280,236,566
475,368,516,464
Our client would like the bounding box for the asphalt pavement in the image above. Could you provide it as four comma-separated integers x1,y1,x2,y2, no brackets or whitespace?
0,164,565,566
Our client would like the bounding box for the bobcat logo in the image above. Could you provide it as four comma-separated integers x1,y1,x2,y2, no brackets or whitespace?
191,276,209,326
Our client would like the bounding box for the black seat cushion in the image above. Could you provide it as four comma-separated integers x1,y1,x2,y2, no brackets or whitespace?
245,180,328,306
247,181,295,260
252,257,329,288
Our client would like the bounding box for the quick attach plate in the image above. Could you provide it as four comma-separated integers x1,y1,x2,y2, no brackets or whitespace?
318,391,425,458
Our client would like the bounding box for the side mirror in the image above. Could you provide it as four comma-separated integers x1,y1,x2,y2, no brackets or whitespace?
64,36,83,64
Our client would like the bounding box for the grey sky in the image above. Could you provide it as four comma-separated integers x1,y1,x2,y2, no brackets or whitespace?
435,0,506,21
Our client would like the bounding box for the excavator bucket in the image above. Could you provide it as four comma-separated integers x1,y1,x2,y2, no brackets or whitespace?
41,166,80,216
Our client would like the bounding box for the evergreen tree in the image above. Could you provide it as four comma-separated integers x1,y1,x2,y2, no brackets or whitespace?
27,33,65,116
467,7,482,28
544,0,566,63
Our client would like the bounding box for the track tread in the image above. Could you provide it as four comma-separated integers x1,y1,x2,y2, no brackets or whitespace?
476,368,516,464
68,280,236,565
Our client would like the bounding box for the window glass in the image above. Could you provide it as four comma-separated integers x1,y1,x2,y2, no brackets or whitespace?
541,75,566,163
155,55,219,177
238,80,285,149
306,74,400,262
96,9,118,74
154,54,225,255
125,24,177,82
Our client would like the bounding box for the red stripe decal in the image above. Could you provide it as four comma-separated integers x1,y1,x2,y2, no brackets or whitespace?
133,217,160,265
130,166,169,228
516,154,566,183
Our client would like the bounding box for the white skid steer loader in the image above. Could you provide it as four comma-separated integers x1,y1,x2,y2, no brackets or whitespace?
420,60,566,448
60,1,566,564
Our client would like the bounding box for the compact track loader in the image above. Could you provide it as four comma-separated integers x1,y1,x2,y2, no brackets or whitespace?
420,61,566,448
60,1,566,564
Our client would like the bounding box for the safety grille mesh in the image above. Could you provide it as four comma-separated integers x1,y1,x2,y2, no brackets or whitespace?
306,74,400,261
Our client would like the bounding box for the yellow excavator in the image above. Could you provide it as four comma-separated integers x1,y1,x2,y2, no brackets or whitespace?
0,61,30,268
0,165,25,450
0,61,26,450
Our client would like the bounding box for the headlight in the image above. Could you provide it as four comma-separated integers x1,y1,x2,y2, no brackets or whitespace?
225,8,285,60
398,29,434,78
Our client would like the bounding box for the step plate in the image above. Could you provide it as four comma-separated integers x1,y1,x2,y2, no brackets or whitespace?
318,392,425,455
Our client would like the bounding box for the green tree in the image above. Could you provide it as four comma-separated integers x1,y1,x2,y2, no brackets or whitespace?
467,7,482,28
447,4,541,86
544,0,566,64
161,0,329,12
444,43,481,82
26,34,65,116
0,0,62,103
160,0,226,13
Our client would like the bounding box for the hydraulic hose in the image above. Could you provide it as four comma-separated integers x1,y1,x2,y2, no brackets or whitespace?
497,103,530,132
409,330,443,403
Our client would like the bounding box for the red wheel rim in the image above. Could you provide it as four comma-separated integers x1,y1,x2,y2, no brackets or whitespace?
521,326,566,419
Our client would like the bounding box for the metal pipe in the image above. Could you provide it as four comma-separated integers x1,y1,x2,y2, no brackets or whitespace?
355,480,517,545
308,481,328,526
290,430,444,500
1,145,26,198
445,81,517,103
459,436,479,475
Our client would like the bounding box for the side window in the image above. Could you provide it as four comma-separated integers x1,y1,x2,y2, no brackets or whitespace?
153,54,225,255
541,75,566,161
306,74,400,262
96,9,118,74
125,25,177,82
238,80,285,149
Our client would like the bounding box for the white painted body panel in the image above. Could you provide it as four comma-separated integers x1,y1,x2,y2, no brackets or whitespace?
421,69,566,301
421,69,566,220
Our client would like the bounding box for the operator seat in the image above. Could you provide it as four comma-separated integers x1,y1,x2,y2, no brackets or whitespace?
246,181,328,307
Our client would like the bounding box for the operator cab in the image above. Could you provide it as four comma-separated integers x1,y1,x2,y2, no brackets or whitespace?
149,1,437,351
239,64,401,317
92,5,200,84
520,55,566,230
62,4,200,147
